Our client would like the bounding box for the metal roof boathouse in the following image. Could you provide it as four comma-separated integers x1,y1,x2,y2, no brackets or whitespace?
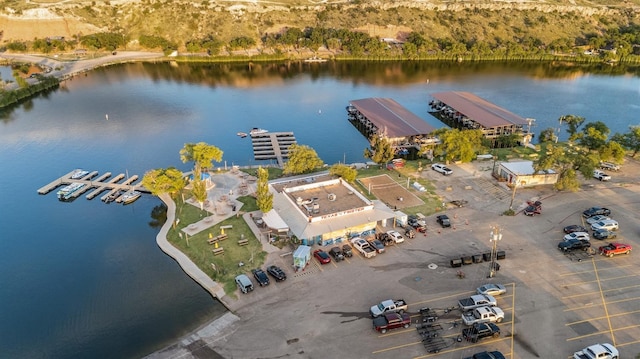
429,91,533,147
347,98,438,157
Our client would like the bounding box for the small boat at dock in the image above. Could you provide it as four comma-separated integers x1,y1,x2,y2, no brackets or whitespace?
70,169,90,179
237,132,248,138
304,56,327,63
120,190,141,205
250,128,268,135
57,182,86,201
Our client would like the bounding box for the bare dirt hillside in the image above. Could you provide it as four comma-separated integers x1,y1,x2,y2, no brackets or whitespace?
0,9,102,41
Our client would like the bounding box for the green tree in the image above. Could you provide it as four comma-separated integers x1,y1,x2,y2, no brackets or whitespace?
434,128,483,163
495,133,520,148
539,127,557,143
534,144,594,191
141,167,186,197
612,125,640,157
599,141,625,163
283,144,324,175
180,142,223,178
559,115,585,138
578,121,610,151
256,167,273,213
363,135,394,165
329,163,357,183
191,176,208,210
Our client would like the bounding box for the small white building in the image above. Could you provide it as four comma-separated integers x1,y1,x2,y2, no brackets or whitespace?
494,161,558,188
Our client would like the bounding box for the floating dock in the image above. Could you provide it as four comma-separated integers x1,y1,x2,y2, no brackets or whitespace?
38,169,148,203
251,132,297,168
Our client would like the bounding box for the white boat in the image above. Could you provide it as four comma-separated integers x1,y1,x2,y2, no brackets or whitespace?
57,182,86,201
70,169,89,179
249,128,268,135
237,132,248,138
120,190,141,205
304,56,327,63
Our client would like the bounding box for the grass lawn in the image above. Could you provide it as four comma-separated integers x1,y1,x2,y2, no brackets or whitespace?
167,194,264,297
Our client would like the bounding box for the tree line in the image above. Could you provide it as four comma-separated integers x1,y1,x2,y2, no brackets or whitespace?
4,24,640,62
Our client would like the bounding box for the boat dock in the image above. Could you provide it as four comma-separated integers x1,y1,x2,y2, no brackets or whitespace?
38,169,147,202
251,132,297,168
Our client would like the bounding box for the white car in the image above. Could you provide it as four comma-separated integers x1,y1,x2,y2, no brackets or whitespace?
591,219,619,231
431,163,453,175
564,232,590,242
476,283,507,296
386,230,405,243
593,170,611,181
586,215,610,225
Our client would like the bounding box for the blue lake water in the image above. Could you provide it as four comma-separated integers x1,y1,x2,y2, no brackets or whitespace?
0,61,639,358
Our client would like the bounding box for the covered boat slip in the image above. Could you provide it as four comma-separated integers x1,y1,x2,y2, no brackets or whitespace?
429,91,532,145
347,98,439,149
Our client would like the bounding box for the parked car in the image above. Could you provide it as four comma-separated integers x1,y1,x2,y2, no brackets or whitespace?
377,232,395,246
564,225,588,234
583,207,611,218
591,219,619,231
252,268,270,286
368,239,386,253
235,274,254,294
372,312,411,334
599,243,632,257
599,162,620,171
593,169,611,181
462,322,500,343
523,201,542,216
573,343,618,359
476,283,507,296
558,238,591,252
404,228,416,239
431,163,453,175
386,230,405,243
586,215,611,225
341,244,353,258
266,265,287,282
313,249,331,264
464,351,506,359
564,232,590,242
329,246,345,261
436,214,451,228
593,229,617,240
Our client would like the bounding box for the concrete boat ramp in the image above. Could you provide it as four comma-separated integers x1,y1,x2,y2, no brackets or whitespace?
38,169,147,203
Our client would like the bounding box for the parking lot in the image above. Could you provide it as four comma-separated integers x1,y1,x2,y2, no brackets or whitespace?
159,159,640,359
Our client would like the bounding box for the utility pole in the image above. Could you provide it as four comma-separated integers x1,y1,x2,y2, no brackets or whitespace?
489,226,502,278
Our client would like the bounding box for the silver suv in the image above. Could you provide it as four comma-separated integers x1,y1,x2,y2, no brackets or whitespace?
235,274,254,294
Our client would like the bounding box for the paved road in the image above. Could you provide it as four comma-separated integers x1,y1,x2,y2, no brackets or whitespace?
0,51,163,89
148,158,640,359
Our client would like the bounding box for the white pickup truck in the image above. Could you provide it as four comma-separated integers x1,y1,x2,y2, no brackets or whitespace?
458,294,497,312
351,237,376,258
369,299,408,317
573,343,618,359
462,306,504,326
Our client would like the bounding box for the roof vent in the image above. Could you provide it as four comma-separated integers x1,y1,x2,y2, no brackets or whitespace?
328,193,336,201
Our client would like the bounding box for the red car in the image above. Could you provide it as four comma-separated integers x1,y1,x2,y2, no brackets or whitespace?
313,249,331,264
599,243,632,257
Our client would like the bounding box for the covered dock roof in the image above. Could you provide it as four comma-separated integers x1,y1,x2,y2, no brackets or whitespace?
350,98,437,138
431,92,528,128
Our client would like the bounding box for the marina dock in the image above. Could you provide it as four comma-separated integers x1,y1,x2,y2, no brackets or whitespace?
251,131,297,168
38,169,148,203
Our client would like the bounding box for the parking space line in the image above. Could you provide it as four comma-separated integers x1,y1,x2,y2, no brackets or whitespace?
566,323,640,341
566,308,640,326
371,340,422,354
559,263,635,277
562,274,639,287
593,257,615,345
510,283,516,356
378,328,415,338
617,338,640,347
563,296,640,312
562,284,640,299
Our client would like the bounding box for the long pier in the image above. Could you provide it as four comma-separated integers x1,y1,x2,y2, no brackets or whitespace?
251,131,297,168
38,169,148,203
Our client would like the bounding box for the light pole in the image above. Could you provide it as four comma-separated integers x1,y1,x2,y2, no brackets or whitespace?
489,226,502,278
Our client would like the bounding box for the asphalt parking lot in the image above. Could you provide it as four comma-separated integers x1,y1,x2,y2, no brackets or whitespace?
156,159,640,359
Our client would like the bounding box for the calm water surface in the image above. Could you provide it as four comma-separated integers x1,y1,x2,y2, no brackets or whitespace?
0,61,638,358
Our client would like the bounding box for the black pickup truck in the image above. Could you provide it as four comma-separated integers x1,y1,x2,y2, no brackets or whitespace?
462,322,500,343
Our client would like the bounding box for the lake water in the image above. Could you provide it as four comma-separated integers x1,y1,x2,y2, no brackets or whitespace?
0,60,639,358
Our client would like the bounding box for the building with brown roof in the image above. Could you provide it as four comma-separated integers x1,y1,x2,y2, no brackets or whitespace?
429,91,534,146
347,98,439,157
